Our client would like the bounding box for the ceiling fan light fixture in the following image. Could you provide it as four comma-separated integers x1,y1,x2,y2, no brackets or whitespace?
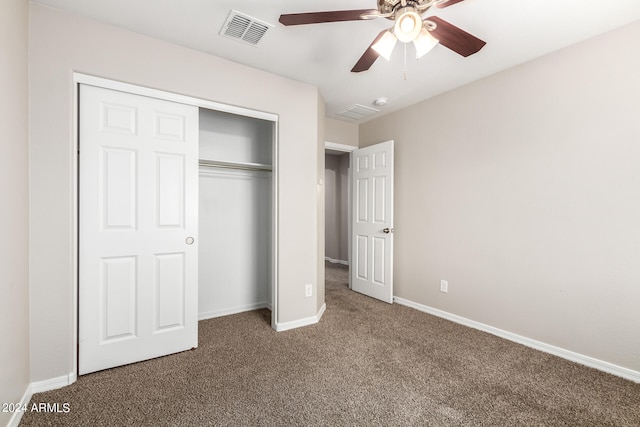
394,8,422,43
413,27,439,59
371,30,397,61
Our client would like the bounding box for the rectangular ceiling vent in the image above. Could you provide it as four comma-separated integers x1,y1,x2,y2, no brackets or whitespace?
337,104,380,120
220,10,273,46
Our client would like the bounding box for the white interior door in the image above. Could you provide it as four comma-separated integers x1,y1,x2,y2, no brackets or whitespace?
79,85,199,375
351,140,394,303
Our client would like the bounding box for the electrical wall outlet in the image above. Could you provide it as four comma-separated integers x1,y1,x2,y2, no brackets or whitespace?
440,280,448,293
305,284,313,297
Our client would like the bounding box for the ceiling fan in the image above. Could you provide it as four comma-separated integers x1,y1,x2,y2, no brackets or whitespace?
279,0,486,72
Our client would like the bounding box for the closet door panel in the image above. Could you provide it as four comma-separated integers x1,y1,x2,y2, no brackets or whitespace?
101,148,137,230
154,252,186,331
155,153,185,228
100,255,138,342
154,112,186,142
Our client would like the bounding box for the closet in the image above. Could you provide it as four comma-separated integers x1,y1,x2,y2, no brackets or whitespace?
78,80,277,375
198,108,274,319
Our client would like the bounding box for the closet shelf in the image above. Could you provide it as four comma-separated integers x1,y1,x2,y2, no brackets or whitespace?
199,159,272,172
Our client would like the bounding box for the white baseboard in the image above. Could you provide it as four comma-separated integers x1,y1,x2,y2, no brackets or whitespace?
394,297,640,383
198,301,270,321
275,303,326,332
7,372,76,427
325,257,349,266
317,302,326,321
31,372,76,394
6,384,33,427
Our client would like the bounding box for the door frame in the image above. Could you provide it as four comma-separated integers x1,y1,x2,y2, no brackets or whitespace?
324,141,357,289
72,73,280,376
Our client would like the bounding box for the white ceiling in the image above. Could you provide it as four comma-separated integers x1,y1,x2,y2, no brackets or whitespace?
31,0,640,123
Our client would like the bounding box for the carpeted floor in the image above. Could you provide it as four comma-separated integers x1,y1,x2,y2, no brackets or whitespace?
21,263,640,426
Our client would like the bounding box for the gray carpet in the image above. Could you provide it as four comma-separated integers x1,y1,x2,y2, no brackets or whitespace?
21,263,640,426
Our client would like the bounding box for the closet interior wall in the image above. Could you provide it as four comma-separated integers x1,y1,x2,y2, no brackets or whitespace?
198,108,273,320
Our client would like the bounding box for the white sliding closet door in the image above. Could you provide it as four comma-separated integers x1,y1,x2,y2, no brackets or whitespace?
79,85,199,375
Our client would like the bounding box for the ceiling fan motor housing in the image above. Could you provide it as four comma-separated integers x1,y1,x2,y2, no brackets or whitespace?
378,0,430,16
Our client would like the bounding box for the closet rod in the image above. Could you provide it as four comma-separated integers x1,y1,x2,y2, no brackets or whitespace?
198,159,272,172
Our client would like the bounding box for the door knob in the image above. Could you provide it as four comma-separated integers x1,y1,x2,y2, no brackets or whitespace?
185,237,195,245
383,228,394,234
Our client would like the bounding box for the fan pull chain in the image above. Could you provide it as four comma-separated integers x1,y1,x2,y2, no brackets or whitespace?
403,43,407,80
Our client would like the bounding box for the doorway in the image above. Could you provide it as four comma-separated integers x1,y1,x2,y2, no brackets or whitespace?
324,140,395,303
325,152,350,265
324,142,356,287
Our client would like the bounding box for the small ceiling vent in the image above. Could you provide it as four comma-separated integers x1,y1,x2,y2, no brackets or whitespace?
337,104,380,120
220,10,272,46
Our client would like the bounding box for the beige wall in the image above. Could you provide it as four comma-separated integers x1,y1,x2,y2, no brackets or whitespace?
360,21,640,372
326,118,358,147
0,0,30,423
29,4,322,382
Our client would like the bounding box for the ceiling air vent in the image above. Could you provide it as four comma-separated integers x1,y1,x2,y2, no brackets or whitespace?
337,104,380,120
220,10,272,46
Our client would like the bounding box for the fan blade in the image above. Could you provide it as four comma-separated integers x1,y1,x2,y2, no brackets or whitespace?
279,9,377,26
436,0,466,8
428,16,486,57
351,30,387,73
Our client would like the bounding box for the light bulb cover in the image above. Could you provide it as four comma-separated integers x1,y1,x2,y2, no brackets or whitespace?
371,30,397,61
394,8,422,43
413,27,439,59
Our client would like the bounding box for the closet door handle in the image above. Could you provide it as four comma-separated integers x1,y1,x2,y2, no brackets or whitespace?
185,237,195,245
